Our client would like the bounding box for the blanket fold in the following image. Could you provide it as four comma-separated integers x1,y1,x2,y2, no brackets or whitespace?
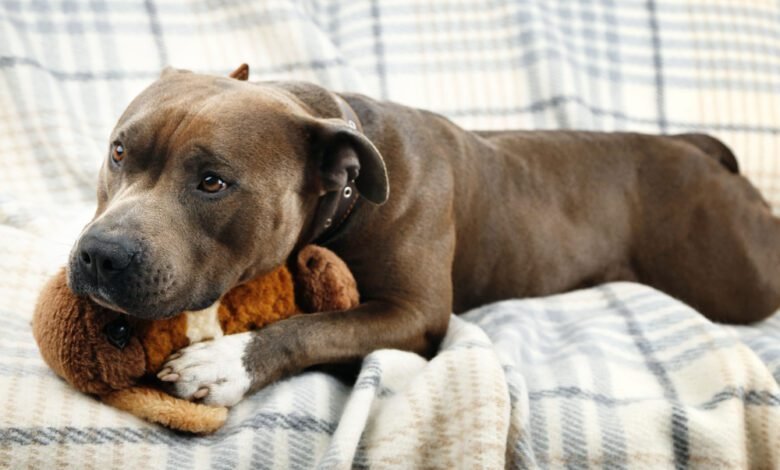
2,0,780,468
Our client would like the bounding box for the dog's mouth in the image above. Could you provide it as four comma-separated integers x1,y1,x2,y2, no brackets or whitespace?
90,291,182,320
68,257,187,320
68,247,226,320
89,292,128,314
87,283,222,320
73,275,173,319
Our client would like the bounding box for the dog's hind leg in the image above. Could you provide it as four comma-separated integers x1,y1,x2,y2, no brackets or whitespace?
634,158,780,324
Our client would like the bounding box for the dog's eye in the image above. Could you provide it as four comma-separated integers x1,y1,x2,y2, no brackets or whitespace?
111,143,125,163
104,317,132,350
198,173,228,193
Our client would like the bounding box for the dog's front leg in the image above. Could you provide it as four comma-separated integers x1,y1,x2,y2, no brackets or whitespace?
161,300,449,406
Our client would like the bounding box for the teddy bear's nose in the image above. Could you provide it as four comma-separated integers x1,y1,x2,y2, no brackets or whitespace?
77,231,137,281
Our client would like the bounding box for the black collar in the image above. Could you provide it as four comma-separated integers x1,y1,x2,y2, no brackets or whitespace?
307,95,362,245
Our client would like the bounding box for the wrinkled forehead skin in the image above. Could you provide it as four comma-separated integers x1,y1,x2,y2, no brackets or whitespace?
105,71,312,201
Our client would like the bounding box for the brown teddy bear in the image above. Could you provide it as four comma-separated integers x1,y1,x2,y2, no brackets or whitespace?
32,245,359,434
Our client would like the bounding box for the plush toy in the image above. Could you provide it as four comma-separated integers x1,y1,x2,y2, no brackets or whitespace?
32,245,359,434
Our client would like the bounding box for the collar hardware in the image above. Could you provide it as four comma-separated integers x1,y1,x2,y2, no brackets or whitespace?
307,95,363,245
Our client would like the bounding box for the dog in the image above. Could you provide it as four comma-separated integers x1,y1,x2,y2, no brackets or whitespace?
67,64,780,406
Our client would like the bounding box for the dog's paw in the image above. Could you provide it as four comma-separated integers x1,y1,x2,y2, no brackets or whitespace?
158,332,253,407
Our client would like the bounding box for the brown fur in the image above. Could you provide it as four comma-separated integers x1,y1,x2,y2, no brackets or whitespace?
32,269,146,395
218,265,297,335
102,387,228,434
33,245,358,432
138,315,189,373
292,244,359,313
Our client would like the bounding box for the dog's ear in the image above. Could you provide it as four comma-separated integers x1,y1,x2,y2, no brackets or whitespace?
310,119,389,205
228,63,249,81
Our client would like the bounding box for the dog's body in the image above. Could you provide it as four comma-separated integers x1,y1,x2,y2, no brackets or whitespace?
67,67,780,406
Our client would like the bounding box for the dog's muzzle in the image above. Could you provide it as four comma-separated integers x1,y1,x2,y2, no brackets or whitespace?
68,227,142,311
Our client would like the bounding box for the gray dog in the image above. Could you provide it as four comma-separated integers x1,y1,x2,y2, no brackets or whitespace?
67,65,780,406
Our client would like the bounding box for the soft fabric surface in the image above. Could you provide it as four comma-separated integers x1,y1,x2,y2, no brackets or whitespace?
2,0,780,468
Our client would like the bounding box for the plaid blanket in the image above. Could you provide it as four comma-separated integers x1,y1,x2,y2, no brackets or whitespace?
2,0,780,468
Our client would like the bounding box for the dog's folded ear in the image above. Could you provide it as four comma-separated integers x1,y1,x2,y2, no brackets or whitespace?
228,63,250,81
309,119,389,205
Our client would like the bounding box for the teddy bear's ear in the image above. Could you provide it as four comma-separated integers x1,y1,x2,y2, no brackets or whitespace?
293,245,360,313
228,63,249,81
102,387,228,434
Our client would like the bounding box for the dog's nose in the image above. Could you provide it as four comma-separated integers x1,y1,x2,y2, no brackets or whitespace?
77,232,137,280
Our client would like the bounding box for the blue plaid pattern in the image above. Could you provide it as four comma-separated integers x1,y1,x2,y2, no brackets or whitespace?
1,1,779,468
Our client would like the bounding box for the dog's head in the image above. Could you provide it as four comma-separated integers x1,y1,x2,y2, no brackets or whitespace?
68,65,387,319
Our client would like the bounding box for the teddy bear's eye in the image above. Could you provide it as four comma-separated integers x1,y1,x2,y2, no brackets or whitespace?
104,318,132,350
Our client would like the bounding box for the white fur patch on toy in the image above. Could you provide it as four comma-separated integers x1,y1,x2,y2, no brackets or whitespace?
185,302,224,343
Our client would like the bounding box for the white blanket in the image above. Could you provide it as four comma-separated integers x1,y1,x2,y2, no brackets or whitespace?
2,0,779,468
